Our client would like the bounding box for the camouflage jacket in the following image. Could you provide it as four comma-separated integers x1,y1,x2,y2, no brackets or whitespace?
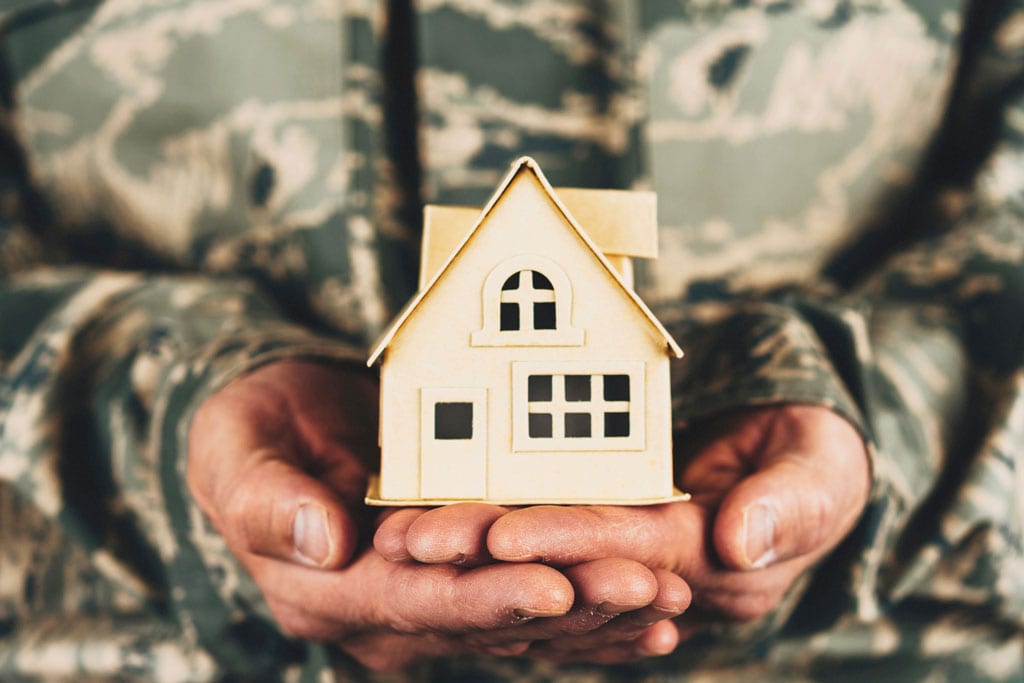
0,1,1022,681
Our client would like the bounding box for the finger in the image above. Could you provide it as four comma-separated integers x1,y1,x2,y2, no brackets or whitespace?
634,619,683,656
530,568,689,653
564,558,659,614
216,453,359,568
462,560,684,649
248,551,575,633
187,382,360,569
678,435,750,494
462,604,616,650
487,504,708,575
374,507,429,561
712,418,868,571
404,503,511,565
534,620,681,664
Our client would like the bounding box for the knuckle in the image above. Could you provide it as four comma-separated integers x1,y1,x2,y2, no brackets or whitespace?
798,487,839,550
220,481,259,550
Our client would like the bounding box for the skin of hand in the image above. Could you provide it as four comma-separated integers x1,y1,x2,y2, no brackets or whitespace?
376,504,692,664
186,360,689,670
376,404,869,656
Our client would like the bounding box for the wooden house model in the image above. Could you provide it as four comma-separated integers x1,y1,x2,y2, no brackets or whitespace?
366,157,686,505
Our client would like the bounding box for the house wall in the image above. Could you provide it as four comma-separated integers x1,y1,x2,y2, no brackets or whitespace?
378,173,676,503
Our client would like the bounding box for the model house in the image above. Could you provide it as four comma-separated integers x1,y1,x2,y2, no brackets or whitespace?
366,157,685,505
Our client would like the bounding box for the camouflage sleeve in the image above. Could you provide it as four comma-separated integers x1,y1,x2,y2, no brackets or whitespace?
0,3,403,679
664,5,1024,675
0,264,369,679
0,137,364,678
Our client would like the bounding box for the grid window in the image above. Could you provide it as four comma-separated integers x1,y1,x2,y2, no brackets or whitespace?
526,374,632,440
500,269,557,331
434,402,473,440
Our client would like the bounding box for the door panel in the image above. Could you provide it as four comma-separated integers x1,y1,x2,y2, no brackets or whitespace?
420,387,487,499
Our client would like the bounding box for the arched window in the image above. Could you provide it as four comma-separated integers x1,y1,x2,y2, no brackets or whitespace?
471,255,583,347
500,270,556,331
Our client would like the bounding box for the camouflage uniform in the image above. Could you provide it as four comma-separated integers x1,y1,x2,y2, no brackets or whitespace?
0,0,1022,680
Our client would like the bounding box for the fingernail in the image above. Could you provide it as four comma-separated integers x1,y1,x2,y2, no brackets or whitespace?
596,601,642,616
294,504,332,567
742,502,778,569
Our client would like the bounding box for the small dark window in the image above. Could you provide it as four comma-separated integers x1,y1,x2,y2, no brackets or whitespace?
533,302,556,329
604,412,630,437
532,272,553,289
565,412,592,438
603,374,630,401
528,374,552,401
501,272,520,290
435,402,473,440
500,302,520,331
565,375,591,401
529,412,553,438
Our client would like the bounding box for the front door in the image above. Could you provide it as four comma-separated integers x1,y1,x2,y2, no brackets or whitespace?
420,387,487,499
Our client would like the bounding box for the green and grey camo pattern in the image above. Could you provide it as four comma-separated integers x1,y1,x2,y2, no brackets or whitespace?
0,0,1022,680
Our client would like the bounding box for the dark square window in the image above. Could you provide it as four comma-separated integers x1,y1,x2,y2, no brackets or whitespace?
500,302,519,331
603,374,630,401
529,412,553,438
502,272,520,290
565,375,591,401
528,375,552,402
434,402,473,440
564,412,591,438
533,302,556,329
604,412,630,437
532,271,553,289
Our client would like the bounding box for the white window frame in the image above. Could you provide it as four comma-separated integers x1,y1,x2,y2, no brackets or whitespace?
471,254,584,347
511,361,645,452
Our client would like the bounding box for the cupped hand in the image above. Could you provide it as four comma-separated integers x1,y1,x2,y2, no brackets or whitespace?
375,505,691,664
487,405,870,625
186,360,576,670
377,404,868,656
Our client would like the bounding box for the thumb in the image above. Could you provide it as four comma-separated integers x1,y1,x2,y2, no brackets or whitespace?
208,451,360,569
712,458,849,571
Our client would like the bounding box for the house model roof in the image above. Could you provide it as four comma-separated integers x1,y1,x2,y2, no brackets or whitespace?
419,187,659,288
367,156,683,366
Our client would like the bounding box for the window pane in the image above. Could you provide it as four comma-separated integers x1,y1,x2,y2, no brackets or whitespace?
435,402,473,440
529,412,553,438
533,302,556,329
532,271,553,289
564,375,591,401
500,302,520,330
604,412,630,437
528,374,552,401
603,374,630,401
564,412,591,438
501,272,520,290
